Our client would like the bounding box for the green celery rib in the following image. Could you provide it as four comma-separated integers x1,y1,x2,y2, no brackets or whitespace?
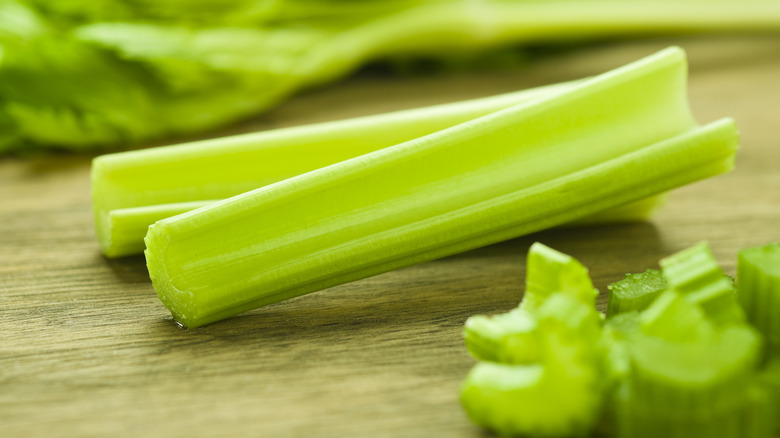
607,269,667,318
145,47,739,328
737,243,780,351
105,195,662,259
660,242,745,325
93,79,663,258
92,80,577,258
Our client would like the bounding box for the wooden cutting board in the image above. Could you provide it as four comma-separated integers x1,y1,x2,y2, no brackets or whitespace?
2,37,779,438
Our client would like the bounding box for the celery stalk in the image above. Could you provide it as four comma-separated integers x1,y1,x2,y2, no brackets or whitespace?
145,47,739,328
92,80,578,257
94,79,663,258
737,243,780,351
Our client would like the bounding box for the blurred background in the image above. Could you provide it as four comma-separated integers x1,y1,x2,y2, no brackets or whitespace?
1,0,779,154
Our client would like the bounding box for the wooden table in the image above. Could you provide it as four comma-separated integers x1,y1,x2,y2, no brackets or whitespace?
2,37,779,438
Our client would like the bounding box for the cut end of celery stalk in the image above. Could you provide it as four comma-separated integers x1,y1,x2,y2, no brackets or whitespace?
607,269,667,318
660,241,745,325
463,308,540,364
521,242,597,311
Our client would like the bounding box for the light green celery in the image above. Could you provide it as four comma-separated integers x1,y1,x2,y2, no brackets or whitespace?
92,80,576,257
660,242,745,325
737,243,780,350
520,242,598,312
607,269,667,317
104,196,660,259
567,194,667,227
463,242,600,364
94,79,663,258
616,326,765,438
761,356,780,421
460,294,604,437
463,308,539,364
639,290,715,343
145,48,740,328
600,312,640,383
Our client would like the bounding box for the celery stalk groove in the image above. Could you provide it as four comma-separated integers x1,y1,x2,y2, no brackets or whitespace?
93,81,576,257
145,47,739,328
93,80,660,258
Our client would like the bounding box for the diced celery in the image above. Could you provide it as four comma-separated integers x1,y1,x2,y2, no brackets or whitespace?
461,294,604,437
464,242,600,365
660,242,745,325
463,308,540,364
520,242,597,312
615,326,765,438
639,290,715,343
737,243,780,350
606,269,667,317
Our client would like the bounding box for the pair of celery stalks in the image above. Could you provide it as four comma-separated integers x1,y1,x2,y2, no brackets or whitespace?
92,47,739,328
461,241,780,438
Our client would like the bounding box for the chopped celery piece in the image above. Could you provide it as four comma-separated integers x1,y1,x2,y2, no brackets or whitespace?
464,242,599,365
461,294,604,437
616,326,765,438
464,242,778,438
737,243,780,350
761,356,780,422
145,47,741,328
600,312,640,383
520,242,597,312
607,269,667,317
639,290,715,343
92,80,577,257
463,308,540,364
660,242,745,325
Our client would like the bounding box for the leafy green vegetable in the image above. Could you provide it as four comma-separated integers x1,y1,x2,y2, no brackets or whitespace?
737,243,780,351
144,48,739,328
3,0,780,152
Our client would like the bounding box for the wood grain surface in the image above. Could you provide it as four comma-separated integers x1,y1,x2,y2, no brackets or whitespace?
2,37,780,438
